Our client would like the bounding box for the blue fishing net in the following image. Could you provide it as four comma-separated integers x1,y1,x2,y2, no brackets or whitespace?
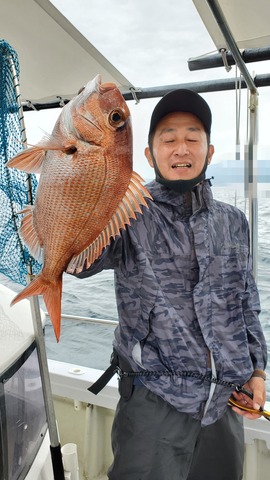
0,40,41,286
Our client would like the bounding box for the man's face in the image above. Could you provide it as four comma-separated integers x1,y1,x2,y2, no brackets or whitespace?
145,112,214,181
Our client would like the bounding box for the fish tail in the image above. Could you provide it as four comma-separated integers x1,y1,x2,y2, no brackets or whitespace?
11,274,62,342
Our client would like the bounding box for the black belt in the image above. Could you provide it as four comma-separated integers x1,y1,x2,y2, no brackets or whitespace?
88,350,120,395
88,349,135,400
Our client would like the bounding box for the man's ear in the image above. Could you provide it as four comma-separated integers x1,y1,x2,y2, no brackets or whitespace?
145,146,154,168
207,144,215,165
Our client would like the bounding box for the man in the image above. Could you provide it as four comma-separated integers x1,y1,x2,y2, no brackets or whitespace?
76,89,267,480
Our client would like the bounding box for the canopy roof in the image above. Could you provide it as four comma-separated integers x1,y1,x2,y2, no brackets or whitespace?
193,0,270,51
2,0,270,107
1,0,133,104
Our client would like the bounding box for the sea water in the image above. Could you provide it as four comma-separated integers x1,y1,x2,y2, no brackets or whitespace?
1,185,270,397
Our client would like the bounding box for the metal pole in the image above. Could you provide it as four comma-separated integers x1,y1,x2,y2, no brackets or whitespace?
122,74,270,102
205,0,258,277
245,91,259,279
206,0,257,93
188,46,270,71
8,56,65,480
18,73,270,110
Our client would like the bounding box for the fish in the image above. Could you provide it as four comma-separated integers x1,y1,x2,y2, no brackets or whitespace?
7,74,151,341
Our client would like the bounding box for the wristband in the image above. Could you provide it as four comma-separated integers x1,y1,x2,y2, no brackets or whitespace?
251,369,266,381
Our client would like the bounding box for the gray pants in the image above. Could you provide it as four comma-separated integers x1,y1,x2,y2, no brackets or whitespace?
108,386,244,480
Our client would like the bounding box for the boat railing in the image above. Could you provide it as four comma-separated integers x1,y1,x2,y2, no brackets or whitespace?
45,312,118,326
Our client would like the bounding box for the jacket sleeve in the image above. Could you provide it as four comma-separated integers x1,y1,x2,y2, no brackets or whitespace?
243,253,268,371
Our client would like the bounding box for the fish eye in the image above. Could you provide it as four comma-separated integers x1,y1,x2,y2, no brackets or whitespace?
108,109,126,128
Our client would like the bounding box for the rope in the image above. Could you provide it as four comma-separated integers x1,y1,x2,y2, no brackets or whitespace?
116,367,241,390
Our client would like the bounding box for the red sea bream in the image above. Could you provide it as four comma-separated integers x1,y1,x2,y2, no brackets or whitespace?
7,75,151,341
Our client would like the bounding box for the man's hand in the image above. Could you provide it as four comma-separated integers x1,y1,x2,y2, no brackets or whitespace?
230,377,266,420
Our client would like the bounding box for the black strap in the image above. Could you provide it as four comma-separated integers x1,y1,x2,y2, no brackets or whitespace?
88,352,119,395
88,351,242,395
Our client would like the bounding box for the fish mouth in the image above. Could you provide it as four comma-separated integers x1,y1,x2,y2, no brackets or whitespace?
94,74,117,94
78,75,117,98
99,81,117,93
172,163,191,169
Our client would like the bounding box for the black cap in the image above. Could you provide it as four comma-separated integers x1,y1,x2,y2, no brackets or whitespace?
148,88,212,137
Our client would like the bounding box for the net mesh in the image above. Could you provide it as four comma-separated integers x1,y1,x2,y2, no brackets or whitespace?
0,40,41,286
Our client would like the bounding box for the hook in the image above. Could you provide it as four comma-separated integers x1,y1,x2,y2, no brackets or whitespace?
26,100,37,111
56,96,66,108
219,48,232,72
130,87,141,104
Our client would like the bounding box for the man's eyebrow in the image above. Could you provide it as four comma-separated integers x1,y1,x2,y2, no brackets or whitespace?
159,126,201,135
159,127,176,135
187,126,200,132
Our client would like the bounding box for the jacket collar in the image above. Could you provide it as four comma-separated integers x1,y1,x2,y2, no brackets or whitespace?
146,178,214,213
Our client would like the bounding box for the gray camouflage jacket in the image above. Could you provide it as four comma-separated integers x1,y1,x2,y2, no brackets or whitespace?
77,179,267,425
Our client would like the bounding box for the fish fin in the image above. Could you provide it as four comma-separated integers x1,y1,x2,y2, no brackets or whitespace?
11,274,62,342
7,133,69,173
66,171,152,274
19,205,43,262
42,278,62,342
7,146,46,173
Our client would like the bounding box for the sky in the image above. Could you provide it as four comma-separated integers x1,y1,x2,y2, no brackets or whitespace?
24,0,270,181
